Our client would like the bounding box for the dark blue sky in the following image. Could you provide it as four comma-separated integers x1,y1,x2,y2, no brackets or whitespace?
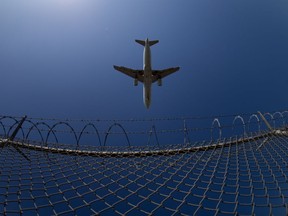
1,0,288,119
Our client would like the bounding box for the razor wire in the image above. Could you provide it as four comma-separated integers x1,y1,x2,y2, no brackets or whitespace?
0,110,288,215
1,110,288,147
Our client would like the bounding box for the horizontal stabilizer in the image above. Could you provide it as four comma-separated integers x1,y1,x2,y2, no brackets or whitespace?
135,39,159,47
135,40,145,46
148,40,159,46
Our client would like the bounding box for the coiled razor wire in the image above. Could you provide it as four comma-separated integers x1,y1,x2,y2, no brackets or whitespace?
0,111,288,215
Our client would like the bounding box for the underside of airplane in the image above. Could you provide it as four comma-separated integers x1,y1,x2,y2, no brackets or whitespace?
114,38,180,108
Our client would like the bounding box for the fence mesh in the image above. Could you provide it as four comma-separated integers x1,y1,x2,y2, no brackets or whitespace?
0,111,288,215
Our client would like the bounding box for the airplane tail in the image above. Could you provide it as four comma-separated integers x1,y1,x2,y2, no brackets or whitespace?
135,39,159,47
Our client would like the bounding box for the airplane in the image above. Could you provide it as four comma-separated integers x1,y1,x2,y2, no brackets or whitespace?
113,38,180,109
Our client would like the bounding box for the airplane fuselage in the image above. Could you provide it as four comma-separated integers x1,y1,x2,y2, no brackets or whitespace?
143,39,152,109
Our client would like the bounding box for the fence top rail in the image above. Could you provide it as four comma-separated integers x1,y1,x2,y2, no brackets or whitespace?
4,128,286,158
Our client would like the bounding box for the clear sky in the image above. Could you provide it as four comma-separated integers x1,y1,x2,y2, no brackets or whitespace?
1,0,288,119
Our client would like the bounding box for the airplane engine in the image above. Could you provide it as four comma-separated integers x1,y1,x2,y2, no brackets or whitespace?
157,78,162,86
134,79,138,86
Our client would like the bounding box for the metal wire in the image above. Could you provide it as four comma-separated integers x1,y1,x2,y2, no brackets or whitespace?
0,111,287,215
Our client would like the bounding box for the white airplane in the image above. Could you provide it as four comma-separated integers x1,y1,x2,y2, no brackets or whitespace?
114,38,180,109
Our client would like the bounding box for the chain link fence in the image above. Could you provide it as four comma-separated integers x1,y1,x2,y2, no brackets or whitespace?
0,111,287,215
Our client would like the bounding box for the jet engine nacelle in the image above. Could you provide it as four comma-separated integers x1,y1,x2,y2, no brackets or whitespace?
157,78,162,86
134,79,138,86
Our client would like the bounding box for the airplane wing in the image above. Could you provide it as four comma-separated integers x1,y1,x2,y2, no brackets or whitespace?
152,67,180,83
113,65,144,82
